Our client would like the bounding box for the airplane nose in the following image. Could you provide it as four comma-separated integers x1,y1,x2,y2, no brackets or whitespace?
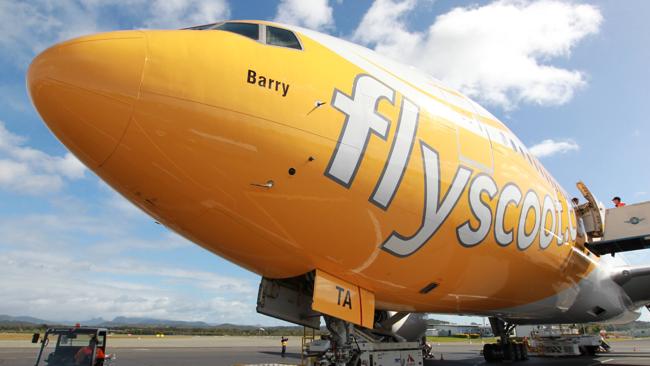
27,31,146,167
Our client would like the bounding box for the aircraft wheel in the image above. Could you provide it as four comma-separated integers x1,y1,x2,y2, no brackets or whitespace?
483,344,497,362
502,343,514,361
513,343,522,361
520,343,529,360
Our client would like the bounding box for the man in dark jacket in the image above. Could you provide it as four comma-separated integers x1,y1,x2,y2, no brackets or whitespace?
281,336,288,357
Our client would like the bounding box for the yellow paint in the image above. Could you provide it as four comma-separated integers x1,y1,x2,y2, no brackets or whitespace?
27,21,596,317
313,269,375,328
359,287,376,329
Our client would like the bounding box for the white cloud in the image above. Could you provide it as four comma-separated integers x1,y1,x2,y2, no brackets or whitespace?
0,121,85,194
0,0,230,67
90,233,193,256
0,1,102,67
0,214,124,249
529,138,579,158
0,251,259,323
0,84,29,112
274,0,334,31
353,0,602,110
144,0,231,29
0,201,264,324
107,191,147,217
353,0,420,53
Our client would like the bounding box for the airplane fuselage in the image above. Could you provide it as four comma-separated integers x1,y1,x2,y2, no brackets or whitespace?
27,21,641,325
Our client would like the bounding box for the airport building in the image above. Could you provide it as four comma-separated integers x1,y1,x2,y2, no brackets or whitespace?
426,322,493,337
630,328,650,338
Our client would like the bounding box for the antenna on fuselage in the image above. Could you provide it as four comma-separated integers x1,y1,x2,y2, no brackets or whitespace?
307,100,327,115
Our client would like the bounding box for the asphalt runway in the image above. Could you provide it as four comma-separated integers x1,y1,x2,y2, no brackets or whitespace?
0,346,304,366
2,339,649,366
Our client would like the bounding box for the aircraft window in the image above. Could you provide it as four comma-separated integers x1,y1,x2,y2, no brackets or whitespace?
266,26,302,50
185,23,218,30
213,22,259,40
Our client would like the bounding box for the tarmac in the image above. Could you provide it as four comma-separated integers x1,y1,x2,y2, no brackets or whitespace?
1,336,649,366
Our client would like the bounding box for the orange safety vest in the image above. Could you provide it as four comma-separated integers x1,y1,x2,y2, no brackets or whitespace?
75,347,104,364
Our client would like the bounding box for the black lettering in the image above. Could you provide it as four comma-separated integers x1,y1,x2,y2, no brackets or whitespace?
246,70,289,97
336,286,344,305
343,290,352,309
247,69,256,84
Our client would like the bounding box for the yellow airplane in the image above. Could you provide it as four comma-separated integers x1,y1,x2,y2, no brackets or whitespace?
27,20,650,363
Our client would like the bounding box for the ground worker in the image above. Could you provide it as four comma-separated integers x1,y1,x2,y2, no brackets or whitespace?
571,198,589,242
612,196,626,208
281,336,288,357
74,336,105,366
599,331,611,352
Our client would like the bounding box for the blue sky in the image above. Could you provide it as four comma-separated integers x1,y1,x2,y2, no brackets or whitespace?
0,0,648,325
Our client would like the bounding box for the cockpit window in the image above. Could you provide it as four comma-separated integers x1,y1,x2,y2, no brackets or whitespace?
213,22,259,40
186,23,216,30
266,26,302,50
185,22,302,50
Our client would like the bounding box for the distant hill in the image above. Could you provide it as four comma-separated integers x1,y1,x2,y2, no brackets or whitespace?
604,320,650,331
2,314,648,334
79,318,108,326
0,315,51,325
0,315,66,330
0,314,279,330
212,323,259,330
426,318,451,325
101,316,212,328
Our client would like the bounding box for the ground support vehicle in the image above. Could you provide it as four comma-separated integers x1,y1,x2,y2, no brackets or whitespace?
32,327,115,366
526,326,601,357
